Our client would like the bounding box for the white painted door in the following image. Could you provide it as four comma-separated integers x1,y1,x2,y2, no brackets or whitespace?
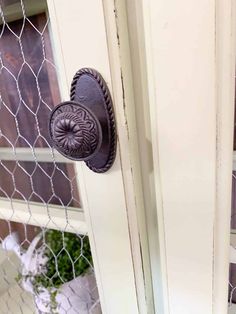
0,1,147,313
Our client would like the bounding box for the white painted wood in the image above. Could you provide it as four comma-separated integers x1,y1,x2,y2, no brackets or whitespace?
102,1,151,312
0,198,87,234
124,1,169,312
141,0,228,313
46,1,143,313
213,0,236,313
0,147,69,163
0,0,47,22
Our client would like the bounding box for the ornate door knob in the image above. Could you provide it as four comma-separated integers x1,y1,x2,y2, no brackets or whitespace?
49,68,117,173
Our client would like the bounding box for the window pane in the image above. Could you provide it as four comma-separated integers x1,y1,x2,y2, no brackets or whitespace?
0,161,80,207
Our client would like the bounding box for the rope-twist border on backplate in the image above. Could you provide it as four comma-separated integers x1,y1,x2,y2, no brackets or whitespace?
70,68,117,173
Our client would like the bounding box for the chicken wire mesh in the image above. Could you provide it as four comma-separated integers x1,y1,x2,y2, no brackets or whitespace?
0,221,100,314
0,0,101,313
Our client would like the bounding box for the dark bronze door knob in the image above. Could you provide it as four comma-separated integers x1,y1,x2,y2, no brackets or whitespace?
49,68,117,173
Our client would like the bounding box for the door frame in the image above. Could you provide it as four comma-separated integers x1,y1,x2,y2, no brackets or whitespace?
122,0,236,313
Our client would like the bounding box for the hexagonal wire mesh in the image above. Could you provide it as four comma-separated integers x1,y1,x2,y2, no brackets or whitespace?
0,0,101,313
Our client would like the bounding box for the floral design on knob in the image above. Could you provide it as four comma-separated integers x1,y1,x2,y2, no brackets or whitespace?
49,102,102,161
54,118,83,151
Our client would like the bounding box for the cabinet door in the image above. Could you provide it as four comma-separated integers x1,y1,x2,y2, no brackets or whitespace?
0,1,146,313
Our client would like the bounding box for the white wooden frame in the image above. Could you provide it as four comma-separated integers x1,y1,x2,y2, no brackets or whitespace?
0,147,68,162
0,198,86,234
103,1,155,312
130,0,236,313
46,1,148,313
106,0,171,312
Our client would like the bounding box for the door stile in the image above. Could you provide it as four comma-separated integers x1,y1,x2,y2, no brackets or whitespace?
47,0,145,313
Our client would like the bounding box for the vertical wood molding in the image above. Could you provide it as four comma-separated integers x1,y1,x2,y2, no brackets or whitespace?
143,0,219,313
102,0,151,312
124,0,170,312
47,1,140,313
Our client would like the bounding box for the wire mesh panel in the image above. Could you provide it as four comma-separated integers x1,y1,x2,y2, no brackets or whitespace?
0,0,101,312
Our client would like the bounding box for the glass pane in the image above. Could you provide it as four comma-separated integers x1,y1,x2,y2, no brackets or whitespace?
0,0,80,208
0,160,80,207
0,219,101,313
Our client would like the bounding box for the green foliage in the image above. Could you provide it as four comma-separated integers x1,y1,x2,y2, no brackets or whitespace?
36,230,93,289
17,230,92,313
